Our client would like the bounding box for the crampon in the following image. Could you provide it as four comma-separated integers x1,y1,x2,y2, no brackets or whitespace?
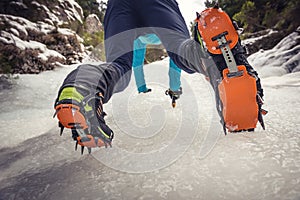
165,87,182,108
195,5,268,133
54,87,113,154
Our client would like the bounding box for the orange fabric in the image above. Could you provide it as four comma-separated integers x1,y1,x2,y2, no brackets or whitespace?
55,104,88,129
196,8,239,54
218,65,258,131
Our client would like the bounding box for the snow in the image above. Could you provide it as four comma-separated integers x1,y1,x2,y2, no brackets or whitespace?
0,30,65,61
57,28,77,36
9,1,28,9
38,47,66,61
1,31,30,50
8,20,29,36
31,1,41,7
58,0,84,23
0,12,86,64
30,0,83,25
248,31,300,77
242,29,278,46
0,14,52,35
9,28,19,37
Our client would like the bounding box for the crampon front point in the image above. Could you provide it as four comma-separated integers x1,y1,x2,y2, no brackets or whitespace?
54,101,111,155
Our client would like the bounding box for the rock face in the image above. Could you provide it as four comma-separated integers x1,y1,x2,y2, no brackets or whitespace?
145,44,168,64
85,14,103,34
0,0,86,74
242,29,287,56
248,27,300,77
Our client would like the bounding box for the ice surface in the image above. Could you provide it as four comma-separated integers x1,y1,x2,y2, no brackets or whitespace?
0,54,299,199
0,64,76,147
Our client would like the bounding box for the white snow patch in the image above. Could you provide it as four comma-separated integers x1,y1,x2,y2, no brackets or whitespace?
30,1,62,25
88,14,101,22
58,0,84,23
242,29,278,46
44,18,54,26
31,1,41,7
0,31,29,50
0,35,11,44
0,31,65,60
8,20,29,36
9,28,19,37
210,16,217,23
9,1,28,9
248,31,300,78
0,14,53,35
57,28,75,36
274,32,300,51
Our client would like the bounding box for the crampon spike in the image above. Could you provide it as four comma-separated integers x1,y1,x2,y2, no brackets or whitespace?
81,145,84,155
75,141,78,151
165,89,169,96
261,109,268,116
172,102,176,108
223,124,227,135
258,111,265,130
53,110,58,118
172,97,176,108
60,126,64,136
213,2,219,9
196,12,200,19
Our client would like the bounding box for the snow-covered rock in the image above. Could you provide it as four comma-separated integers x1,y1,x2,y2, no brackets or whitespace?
85,14,103,34
242,29,287,55
248,27,300,78
0,0,86,74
